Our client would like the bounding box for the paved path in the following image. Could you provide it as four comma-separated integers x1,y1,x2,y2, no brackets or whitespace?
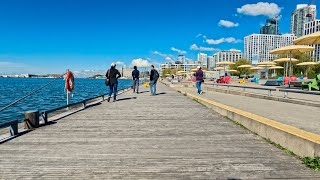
205,81,320,103
174,85,320,136
0,84,319,179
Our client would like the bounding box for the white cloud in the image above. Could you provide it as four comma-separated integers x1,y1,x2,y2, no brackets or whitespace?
152,51,174,58
115,61,125,66
170,47,187,55
218,20,239,28
131,58,149,67
229,48,241,52
190,44,220,52
196,34,207,39
237,2,281,18
152,50,175,61
165,57,173,61
206,37,242,45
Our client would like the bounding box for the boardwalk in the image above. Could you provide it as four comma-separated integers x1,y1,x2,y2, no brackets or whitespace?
0,84,319,179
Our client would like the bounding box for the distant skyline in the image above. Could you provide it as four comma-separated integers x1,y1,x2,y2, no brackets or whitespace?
0,0,315,74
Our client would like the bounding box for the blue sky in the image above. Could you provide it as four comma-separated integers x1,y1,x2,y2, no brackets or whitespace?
0,0,314,74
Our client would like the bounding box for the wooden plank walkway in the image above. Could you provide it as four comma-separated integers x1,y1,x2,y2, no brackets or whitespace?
0,83,319,179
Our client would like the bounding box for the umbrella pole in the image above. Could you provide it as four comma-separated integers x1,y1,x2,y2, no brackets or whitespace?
289,53,292,88
224,66,226,84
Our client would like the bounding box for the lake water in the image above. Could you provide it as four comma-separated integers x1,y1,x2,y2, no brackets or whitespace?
0,78,132,124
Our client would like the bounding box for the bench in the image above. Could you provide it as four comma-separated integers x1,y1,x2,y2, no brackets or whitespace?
0,120,19,136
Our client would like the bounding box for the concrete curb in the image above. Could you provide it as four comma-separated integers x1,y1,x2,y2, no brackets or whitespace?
177,89,320,158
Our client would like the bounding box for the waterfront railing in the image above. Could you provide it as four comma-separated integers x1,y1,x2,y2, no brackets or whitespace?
0,78,144,142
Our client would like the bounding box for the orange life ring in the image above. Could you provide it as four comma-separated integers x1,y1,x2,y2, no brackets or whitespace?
65,71,74,92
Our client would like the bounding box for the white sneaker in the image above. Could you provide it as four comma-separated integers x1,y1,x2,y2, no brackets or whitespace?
199,91,203,95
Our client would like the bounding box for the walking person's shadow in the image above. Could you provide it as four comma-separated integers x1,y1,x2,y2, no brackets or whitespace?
116,97,137,102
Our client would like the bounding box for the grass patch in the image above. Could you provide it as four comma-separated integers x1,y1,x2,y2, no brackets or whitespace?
303,157,320,171
264,138,296,157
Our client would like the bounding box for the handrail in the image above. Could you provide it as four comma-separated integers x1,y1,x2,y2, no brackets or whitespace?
0,73,66,112
279,89,320,96
204,83,277,91
0,120,18,136
0,86,133,140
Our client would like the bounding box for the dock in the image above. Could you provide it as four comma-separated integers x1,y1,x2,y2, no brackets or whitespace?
0,83,319,179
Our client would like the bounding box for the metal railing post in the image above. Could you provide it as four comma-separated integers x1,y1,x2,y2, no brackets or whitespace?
42,112,48,124
10,123,18,136
82,101,86,109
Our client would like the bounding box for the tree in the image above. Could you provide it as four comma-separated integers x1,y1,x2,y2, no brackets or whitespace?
229,59,252,76
162,68,171,77
161,68,183,77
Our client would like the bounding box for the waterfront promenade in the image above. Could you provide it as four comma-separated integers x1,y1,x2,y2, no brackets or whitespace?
0,84,319,179
173,83,320,135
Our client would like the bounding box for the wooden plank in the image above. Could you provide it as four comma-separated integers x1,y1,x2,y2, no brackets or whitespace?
0,84,319,179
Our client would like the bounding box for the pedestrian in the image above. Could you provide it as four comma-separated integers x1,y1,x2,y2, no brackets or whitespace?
106,63,121,102
132,66,140,94
150,65,159,96
195,66,204,94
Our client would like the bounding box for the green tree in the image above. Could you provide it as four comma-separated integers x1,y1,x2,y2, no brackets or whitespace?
292,54,314,78
229,59,252,76
171,68,183,75
162,68,171,77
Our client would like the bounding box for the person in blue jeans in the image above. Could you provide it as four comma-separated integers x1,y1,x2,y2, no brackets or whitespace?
106,63,121,102
150,65,159,96
195,66,204,94
132,66,140,93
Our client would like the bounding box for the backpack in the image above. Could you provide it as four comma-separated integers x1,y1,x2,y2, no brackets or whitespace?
105,69,110,86
153,70,159,81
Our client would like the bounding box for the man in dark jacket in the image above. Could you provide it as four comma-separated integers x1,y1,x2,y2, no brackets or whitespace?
195,66,204,94
106,63,121,102
132,66,140,93
150,65,159,96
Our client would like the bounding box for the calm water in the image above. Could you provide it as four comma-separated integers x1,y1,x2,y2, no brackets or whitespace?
0,78,132,123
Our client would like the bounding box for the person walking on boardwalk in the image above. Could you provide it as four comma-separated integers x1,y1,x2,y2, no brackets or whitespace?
132,66,140,94
106,63,121,102
195,66,204,94
150,65,159,96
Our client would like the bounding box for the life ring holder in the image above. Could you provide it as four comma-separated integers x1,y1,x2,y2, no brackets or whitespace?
65,71,74,92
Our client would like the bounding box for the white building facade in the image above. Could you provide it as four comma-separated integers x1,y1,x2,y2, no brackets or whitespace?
212,50,242,68
244,34,296,63
207,56,214,69
197,53,208,68
177,55,186,64
291,4,316,37
304,20,320,62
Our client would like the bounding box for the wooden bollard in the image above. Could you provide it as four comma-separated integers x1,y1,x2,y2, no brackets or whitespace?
24,110,40,129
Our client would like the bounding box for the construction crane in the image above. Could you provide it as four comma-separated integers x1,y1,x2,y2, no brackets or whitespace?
306,0,315,21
